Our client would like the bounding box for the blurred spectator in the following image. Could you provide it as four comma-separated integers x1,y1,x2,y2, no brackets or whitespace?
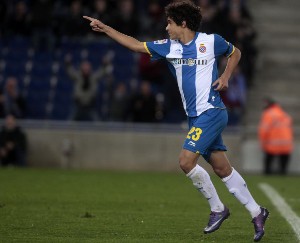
258,98,294,175
235,22,257,86
215,0,257,86
139,0,166,39
0,77,26,119
65,53,113,121
110,0,139,37
61,0,90,37
108,82,129,121
98,73,115,121
0,114,27,167
221,64,247,125
5,1,31,37
197,0,218,33
90,0,111,26
138,53,164,83
228,0,252,20
30,0,55,50
215,0,252,36
128,80,157,123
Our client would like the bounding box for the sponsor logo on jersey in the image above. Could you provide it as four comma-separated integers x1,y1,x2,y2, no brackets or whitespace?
199,44,206,53
154,39,168,44
170,58,208,66
188,141,196,147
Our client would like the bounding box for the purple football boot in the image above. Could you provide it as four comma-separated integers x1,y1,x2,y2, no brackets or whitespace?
252,207,269,242
204,206,230,234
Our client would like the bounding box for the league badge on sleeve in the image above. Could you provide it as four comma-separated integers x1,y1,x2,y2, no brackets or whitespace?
199,44,206,53
154,39,168,44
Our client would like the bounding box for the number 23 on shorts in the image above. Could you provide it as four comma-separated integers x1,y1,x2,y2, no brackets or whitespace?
186,127,203,141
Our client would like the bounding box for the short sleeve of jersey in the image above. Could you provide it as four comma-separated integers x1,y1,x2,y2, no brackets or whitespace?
214,34,235,58
144,40,171,61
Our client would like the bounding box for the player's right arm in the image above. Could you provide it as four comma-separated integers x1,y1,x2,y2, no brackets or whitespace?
83,16,147,54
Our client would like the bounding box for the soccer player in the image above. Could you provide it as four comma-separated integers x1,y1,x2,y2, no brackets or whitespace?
83,1,269,241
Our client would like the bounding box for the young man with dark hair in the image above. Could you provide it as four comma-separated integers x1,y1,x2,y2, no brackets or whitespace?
83,1,269,241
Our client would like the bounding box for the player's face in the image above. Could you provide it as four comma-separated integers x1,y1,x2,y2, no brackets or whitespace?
166,17,183,40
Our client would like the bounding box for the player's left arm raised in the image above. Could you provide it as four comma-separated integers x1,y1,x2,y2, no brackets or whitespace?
213,47,241,91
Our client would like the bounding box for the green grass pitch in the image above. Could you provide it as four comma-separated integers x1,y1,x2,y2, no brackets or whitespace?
0,168,299,242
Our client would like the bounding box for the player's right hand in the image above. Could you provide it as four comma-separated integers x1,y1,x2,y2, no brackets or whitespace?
83,16,105,32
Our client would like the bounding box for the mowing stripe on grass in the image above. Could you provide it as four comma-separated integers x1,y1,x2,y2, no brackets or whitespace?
259,183,300,242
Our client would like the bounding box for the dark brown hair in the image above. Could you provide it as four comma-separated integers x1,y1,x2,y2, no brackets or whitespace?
165,1,202,32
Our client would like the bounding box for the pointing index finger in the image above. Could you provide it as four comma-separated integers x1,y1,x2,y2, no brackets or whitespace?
83,16,95,22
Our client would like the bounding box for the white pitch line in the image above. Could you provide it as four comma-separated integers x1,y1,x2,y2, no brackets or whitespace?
259,183,300,242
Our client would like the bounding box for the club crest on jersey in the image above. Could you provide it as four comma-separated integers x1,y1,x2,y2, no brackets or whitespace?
154,39,168,44
199,44,206,53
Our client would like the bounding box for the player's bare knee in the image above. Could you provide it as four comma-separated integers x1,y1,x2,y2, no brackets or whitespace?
213,165,232,178
179,156,194,174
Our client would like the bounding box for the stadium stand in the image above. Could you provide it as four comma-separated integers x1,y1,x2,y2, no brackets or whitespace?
0,0,256,124
245,0,300,126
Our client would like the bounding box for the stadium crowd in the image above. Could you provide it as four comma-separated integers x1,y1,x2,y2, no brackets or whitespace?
0,0,257,124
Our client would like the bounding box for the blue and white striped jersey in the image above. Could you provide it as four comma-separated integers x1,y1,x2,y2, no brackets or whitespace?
144,32,235,117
